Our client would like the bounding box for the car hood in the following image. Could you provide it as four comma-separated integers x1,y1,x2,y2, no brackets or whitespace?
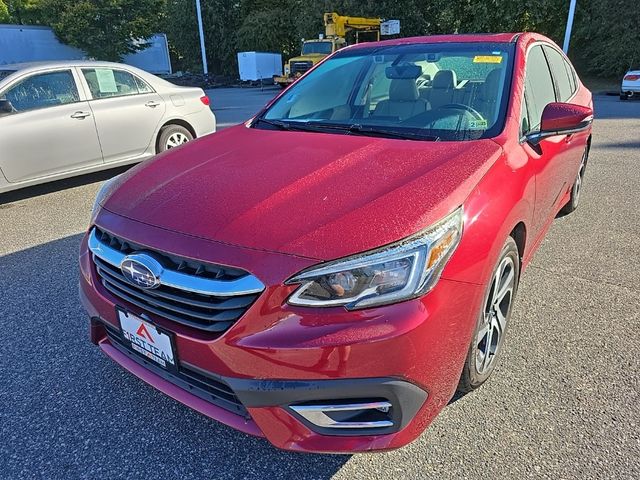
102,126,502,260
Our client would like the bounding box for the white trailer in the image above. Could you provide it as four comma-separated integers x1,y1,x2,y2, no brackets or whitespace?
237,52,283,81
0,24,172,74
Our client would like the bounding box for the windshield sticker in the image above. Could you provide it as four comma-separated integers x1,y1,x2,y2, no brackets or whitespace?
473,55,503,64
468,119,489,129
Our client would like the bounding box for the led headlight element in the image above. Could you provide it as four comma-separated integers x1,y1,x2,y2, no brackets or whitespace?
286,207,464,309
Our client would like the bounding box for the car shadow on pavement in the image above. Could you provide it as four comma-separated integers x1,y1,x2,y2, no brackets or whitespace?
0,234,351,479
0,165,133,205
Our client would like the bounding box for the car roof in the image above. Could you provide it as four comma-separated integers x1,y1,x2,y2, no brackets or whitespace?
345,32,546,50
0,60,144,73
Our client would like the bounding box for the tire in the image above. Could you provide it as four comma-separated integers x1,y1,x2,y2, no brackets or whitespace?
158,124,193,152
620,93,628,101
457,236,520,394
559,146,589,215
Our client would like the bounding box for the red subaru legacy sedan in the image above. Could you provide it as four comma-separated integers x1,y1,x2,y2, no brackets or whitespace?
79,33,592,453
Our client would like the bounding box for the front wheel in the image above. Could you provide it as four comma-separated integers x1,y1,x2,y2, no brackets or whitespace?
457,236,520,394
158,125,193,152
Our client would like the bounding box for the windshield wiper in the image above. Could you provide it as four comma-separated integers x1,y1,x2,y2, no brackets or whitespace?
345,124,440,141
255,119,440,141
254,118,335,133
304,122,440,141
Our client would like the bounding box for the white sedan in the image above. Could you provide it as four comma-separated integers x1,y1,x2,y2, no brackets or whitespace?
0,61,216,194
620,68,640,100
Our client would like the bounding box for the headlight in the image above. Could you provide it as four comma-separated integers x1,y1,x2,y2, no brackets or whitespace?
286,207,464,309
284,65,290,75
90,174,122,223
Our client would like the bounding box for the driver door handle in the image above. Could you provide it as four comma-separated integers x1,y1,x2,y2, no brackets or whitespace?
71,111,91,119
145,101,161,108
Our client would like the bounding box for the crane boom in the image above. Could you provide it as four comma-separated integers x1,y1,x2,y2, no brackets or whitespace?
324,12,382,39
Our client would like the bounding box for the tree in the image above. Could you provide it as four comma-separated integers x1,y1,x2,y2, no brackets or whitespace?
0,1,9,22
573,0,640,76
40,0,166,61
2,0,44,24
165,0,242,74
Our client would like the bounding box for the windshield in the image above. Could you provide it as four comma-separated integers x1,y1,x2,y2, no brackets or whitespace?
302,41,333,55
0,70,17,82
260,42,514,141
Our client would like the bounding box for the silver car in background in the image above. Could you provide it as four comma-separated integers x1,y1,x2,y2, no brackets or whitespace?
0,61,216,194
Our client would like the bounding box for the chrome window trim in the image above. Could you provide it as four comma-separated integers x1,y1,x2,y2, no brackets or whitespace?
88,228,265,297
519,40,580,142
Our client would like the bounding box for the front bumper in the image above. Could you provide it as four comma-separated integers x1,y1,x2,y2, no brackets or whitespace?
79,211,484,453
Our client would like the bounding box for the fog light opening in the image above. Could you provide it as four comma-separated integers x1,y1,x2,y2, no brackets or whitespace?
290,399,394,429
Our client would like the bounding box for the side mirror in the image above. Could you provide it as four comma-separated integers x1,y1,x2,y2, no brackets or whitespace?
527,102,593,144
0,99,14,117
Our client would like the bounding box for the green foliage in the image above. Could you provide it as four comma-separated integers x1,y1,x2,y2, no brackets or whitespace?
573,0,640,75
2,0,165,61
42,0,167,61
3,0,44,24
0,1,9,22
2,0,638,77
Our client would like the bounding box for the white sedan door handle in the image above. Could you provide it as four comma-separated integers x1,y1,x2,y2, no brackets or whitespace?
145,101,161,108
71,111,91,119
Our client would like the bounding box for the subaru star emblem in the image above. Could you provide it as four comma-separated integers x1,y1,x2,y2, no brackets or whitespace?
120,254,163,290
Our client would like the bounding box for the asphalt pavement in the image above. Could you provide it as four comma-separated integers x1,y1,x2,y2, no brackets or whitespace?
0,91,638,479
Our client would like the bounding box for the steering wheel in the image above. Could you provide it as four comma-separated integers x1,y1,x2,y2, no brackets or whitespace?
422,103,486,131
433,103,484,120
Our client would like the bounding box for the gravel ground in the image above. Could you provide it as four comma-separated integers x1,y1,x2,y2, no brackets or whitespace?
0,93,638,479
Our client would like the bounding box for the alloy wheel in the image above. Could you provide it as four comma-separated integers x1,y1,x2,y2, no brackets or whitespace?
165,132,190,149
475,256,516,375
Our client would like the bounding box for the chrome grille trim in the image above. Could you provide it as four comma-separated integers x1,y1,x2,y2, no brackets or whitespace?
88,228,265,296
88,227,264,332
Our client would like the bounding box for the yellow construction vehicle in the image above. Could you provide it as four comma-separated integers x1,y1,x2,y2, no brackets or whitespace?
274,12,383,88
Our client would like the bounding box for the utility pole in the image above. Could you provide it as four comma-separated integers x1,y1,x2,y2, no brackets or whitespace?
195,0,208,75
563,0,577,53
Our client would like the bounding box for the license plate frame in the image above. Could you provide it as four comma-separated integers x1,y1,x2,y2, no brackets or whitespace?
115,307,178,374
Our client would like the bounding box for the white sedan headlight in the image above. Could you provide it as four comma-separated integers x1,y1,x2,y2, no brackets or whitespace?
286,207,464,309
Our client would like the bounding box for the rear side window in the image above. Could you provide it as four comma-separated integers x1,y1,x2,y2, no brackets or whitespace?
523,45,556,132
2,70,79,112
82,68,148,99
564,59,577,93
543,46,573,102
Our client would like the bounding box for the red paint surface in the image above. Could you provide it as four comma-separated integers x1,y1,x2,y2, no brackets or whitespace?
540,102,593,132
80,32,593,453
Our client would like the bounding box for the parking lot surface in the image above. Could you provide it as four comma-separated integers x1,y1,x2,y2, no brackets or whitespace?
0,92,638,479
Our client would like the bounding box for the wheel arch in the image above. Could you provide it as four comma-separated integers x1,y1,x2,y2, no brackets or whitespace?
510,222,527,269
155,119,197,153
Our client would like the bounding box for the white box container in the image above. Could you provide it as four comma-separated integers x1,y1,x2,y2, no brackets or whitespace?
381,20,401,36
237,51,283,81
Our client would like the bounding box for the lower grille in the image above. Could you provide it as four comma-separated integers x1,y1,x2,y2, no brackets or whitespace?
89,227,264,333
104,324,248,417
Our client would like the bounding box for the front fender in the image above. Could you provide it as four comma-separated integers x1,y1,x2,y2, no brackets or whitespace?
442,148,534,286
